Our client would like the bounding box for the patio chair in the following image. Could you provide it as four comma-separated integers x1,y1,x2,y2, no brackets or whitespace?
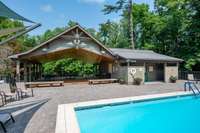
188,74,200,84
0,93,4,106
0,82,19,104
15,82,34,99
0,90,18,104
188,74,194,81
0,113,15,133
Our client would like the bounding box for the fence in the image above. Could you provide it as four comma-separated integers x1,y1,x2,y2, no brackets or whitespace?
0,72,111,82
2,71,200,82
0,74,12,83
179,71,200,80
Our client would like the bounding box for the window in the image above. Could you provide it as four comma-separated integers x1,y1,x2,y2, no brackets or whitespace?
129,62,144,66
167,63,177,66
120,63,127,66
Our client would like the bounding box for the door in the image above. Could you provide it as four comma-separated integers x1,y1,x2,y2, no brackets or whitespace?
145,63,164,82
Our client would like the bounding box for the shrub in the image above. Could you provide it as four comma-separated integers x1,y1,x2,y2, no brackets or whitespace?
43,58,97,77
169,76,177,83
134,78,143,85
119,78,126,84
43,61,56,75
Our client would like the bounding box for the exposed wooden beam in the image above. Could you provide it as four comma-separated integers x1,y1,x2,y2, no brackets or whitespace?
25,48,114,64
60,35,92,41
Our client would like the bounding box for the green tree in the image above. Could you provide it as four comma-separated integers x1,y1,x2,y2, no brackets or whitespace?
98,20,129,48
184,0,200,70
153,0,200,70
0,18,26,75
101,0,199,70
67,20,78,27
98,20,112,45
103,0,135,49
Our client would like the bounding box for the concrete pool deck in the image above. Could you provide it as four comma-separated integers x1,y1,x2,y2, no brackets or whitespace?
0,81,193,133
56,91,192,133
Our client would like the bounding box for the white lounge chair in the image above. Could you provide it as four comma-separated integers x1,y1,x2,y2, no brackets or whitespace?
0,83,18,104
188,74,200,84
15,82,34,99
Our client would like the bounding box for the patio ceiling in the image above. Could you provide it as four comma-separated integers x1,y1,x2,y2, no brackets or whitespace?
10,25,115,64
20,48,114,64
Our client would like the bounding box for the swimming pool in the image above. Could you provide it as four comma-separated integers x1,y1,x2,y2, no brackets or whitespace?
76,95,199,133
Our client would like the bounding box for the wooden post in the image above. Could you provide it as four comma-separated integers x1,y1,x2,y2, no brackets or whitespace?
36,64,38,80
28,64,32,82
39,64,42,80
16,60,20,82
33,64,36,81
24,63,28,82
36,63,40,80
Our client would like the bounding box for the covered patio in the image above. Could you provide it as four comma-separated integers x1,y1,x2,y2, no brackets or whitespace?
10,25,116,82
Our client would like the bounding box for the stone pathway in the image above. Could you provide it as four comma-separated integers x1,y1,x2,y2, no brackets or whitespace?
0,81,188,133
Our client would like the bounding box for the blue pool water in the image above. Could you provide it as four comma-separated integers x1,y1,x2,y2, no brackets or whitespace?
76,96,200,133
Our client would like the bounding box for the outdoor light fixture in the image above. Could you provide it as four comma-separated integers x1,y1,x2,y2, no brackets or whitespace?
101,50,105,54
42,48,48,52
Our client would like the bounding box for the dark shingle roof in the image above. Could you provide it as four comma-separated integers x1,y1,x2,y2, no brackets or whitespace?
110,48,183,62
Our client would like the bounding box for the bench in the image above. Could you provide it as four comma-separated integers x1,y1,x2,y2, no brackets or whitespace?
88,79,118,85
25,81,64,88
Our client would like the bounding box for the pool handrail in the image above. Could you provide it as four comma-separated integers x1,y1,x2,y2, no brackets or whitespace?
184,81,200,96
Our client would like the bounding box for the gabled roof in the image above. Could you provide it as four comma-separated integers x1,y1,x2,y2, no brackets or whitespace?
9,24,183,63
10,24,114,59
110,48,183,62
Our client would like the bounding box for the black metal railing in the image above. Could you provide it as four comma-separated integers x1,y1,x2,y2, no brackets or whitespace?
0,75,12,83
40,73,111,81
179,71,200,80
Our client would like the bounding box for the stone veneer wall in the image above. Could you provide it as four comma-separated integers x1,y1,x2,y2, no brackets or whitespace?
127,66,145,84
164,64,178,83
118,66,128,82
113,65,145,84
112,62,179,84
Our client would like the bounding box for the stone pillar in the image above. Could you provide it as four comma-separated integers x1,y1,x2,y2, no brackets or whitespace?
164,62,167,83
16,60,20,82
127,60,130,67
144,62,146,82
164,62,178,83
127,60,130,84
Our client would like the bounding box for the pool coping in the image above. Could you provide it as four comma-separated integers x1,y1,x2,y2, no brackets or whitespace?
55,91,192,133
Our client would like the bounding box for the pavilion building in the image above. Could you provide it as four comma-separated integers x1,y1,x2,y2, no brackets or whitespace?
10,25,183,84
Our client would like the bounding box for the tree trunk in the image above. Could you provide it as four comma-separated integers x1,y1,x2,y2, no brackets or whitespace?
129,0,135,49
